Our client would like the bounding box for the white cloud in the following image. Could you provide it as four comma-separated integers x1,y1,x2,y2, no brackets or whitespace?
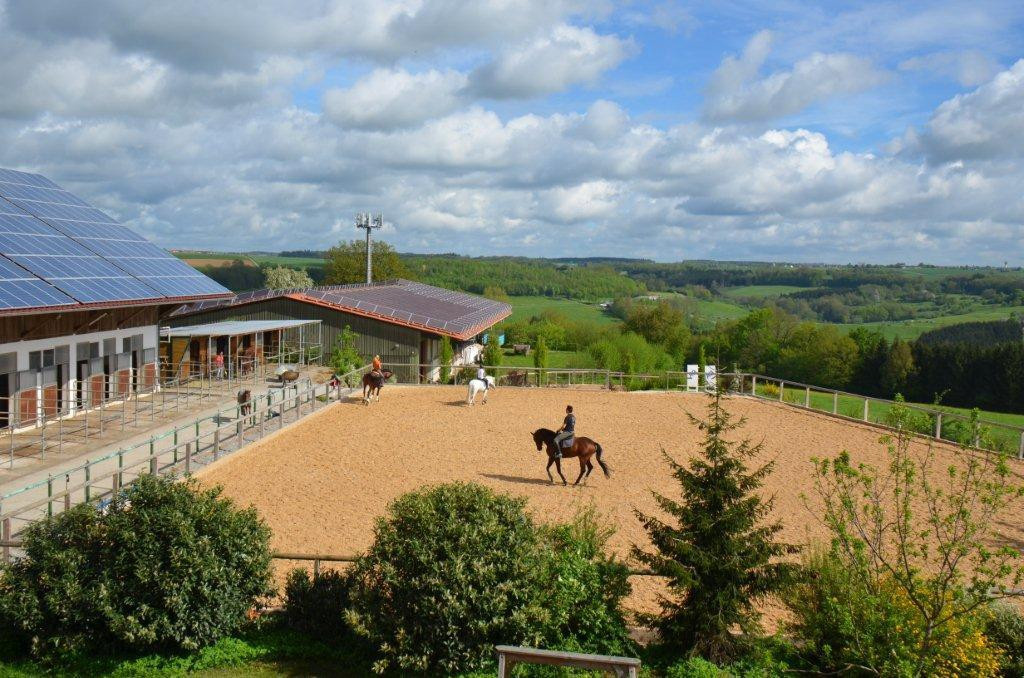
323,69,468,130
703,30,890,122
917,59,1024,162
468,25,633,99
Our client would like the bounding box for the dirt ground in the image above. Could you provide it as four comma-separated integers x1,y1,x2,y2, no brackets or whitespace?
197,385,1024,618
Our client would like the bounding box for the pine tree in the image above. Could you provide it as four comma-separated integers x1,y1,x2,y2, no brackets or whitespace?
439,336,454,384
632,391,797,662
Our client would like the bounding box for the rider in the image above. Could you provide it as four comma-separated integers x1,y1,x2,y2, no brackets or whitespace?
371,354,382,380
553,405,575,458
476,364,489,390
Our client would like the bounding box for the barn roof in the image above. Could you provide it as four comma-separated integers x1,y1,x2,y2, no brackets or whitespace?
172,279,512,341
0,167,231,315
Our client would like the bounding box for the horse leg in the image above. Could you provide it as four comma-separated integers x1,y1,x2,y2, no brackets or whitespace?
546,456,555,484
555,457,567,486
573,458,587,486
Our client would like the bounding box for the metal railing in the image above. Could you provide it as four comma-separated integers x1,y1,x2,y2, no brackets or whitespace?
734,373,1024,459
0,363,373,549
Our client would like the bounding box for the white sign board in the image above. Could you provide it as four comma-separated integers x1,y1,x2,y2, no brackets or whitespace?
686,364,699,391
704,365,717,390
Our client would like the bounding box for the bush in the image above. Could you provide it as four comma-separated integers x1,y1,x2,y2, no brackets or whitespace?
283,568,352,642
535,509,633,657
786,548,1002,677
986,601,1024,677
0,474,273,658
346,483,547,674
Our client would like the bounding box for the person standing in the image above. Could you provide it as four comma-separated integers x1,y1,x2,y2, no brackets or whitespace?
214,351,225,379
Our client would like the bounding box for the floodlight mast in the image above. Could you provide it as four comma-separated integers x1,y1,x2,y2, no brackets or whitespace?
355,212,382,284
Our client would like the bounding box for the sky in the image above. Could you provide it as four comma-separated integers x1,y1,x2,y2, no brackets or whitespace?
0,1,1022,265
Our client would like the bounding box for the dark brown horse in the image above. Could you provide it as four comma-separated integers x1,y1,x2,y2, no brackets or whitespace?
362,369,393,404
532,428,611,486
237,389,254,425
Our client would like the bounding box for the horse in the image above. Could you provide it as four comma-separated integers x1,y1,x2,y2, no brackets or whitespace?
532,428,611,486
237,389,254,426
466,376,496,405
362,369,393,404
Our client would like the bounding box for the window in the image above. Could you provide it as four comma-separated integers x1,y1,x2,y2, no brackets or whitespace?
28,349,55,370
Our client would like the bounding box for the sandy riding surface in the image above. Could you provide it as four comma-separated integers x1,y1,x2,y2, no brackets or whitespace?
197,386,1024,617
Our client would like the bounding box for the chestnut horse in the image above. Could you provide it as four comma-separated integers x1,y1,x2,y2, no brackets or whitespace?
532,428,611,486
362,369,393,404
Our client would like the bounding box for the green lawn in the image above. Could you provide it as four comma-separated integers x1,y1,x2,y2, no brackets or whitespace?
248,254,325,269
721,285,810,298
506,295,616,325
752,381,1023,451
840,305,1024,340
500,349,582,368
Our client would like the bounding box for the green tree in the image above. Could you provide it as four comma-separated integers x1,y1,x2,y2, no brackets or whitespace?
632,393,797,662
329,326,363,383
803,399,1024,676
264,265,313,289
881,337,915,396
697,343,707,388
483,332,503,372
625,301,685,345
534,336,548,386
324,239,410,285
482,286,510,302
439,336,454,384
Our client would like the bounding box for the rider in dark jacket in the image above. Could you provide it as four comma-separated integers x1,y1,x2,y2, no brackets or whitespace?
553,405,575,458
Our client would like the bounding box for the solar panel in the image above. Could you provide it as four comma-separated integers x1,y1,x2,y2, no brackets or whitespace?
0,255,77,310
0,197,163,303
0,169,231,306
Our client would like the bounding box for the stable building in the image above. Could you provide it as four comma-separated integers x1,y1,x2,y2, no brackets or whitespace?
169,280,512,382
0,167,231,428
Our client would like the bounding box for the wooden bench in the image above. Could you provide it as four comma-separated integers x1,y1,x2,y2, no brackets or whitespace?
495,645,640,677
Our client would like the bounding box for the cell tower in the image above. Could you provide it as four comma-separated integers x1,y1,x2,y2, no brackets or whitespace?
355,212,383,284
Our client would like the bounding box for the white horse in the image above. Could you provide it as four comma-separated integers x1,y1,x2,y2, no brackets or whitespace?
467,376,496,405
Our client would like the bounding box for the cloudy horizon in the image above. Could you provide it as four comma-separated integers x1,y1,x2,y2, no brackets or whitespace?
1,1,1022,265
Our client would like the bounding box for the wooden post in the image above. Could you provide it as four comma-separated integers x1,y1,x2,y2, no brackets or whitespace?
185,442,192,473
84,462,91,502
1019,431,1024,461
605,370,610,390
832,391,838,414
751,375,757,395
47,475,53,518
778,381,784,401
863,398,869,421
804,386,810,408
117,449,124,489
279,402,285,429
313,559,320,581
2,518,9,563
934,413,943,439
213,429,220,460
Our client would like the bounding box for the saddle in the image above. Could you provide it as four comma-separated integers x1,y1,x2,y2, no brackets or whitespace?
560,436,575,449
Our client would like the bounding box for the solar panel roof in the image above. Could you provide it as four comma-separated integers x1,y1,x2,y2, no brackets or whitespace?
174,279,512,341
0,167,231,314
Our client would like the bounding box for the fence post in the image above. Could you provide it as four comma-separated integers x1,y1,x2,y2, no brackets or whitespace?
150,439,157,474
2,518,9,563
185,442,192,473
804,386,810,408
751,375,757,395
778,381,784,401
934,413,942,440
605,370,610,390
84,461,91,502
213,429,220,460
1019,431,1024,461
279,402,285,430
47,474,53,518
863,398,869,421
117,449,124,488
832,391,838,414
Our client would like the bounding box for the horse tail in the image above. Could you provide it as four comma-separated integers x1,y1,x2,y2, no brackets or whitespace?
595,442,611,477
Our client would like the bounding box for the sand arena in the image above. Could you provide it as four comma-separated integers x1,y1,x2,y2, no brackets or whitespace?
197,385,1024,615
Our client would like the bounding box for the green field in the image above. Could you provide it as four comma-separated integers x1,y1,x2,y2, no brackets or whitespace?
506,296,616,325
500,349,582,368
721,285,809,298
840,305,1024,340
173,251,324,269
752,381,1023,450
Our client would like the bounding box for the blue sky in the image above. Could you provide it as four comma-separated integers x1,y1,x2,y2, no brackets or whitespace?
1,1,1023,264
